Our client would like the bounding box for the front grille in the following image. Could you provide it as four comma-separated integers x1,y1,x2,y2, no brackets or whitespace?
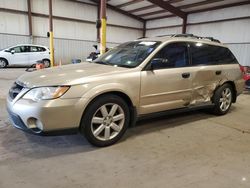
9,82,24,99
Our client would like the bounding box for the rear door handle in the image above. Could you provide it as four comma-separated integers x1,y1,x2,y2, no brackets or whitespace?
182,72,190,79
215,70,222,75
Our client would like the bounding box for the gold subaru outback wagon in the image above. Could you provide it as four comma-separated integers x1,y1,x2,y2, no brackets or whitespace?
7,34,244,146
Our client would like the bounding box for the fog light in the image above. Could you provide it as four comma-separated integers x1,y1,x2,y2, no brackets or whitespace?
27,118,43,133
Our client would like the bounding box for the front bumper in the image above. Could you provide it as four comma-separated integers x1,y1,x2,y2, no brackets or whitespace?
7,95,88,134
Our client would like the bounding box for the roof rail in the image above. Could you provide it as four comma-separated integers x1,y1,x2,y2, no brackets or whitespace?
202,37,221,43
172,33,221,43
137,37,147,39
156,34,174,37
154,33,221,43
173,34,196,38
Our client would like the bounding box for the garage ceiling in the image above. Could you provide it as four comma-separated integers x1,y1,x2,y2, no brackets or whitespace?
88,0,250,21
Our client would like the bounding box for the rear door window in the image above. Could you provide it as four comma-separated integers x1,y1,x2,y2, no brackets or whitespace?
31,46,38,52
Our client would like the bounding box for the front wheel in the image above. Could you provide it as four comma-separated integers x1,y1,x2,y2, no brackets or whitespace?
212,83,233,115
80,95,130,147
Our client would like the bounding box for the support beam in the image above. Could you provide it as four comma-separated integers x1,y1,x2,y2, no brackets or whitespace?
97,2,100,42
147,0,186,19
48,0,54,67
100,0,107,55
182,15,187,34
143,21,146,37
27,0,32,37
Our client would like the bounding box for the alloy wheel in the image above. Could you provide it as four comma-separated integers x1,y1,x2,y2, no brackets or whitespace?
43,60,50,68
91,103,125,141
0,60,6,68
219,88,232,112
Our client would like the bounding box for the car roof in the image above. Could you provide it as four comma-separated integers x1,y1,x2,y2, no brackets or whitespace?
137,35,228,48
8,44,49,49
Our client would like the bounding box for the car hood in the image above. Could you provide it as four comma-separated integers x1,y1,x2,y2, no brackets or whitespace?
17,62,130,88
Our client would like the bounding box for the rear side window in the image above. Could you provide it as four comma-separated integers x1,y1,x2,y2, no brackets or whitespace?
190,42,237,66
37,47,46,52
31,46,46,52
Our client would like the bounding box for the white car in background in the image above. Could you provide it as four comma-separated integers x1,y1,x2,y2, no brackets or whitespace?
0,44,50,68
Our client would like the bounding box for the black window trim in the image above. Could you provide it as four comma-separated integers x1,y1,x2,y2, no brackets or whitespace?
143,41,191,71
187,41,238,67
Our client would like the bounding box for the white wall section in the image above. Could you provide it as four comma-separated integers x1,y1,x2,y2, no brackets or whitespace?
145,5,250,66
0,0,143,63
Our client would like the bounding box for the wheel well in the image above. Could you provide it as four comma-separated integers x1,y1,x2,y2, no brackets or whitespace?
42,59,50,62
225,81,237,103
219,81,237,103
0,58,9,65
80,91,137,129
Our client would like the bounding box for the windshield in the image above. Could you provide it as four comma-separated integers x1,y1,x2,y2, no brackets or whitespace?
93,41,161,68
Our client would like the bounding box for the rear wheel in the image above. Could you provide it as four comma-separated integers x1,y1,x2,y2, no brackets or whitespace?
42,59,50,68
212,83,233,115
0,58,8,68
80,95,130,147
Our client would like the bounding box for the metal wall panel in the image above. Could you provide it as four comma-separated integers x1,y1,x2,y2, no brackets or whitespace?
146,27,182,37
0,12,29,35
0,0,27,11
107,26,142,43
107,8,143,28
147,17,182,29
145,5,250,66
227,44,250,66
0,0,142,64
34,36,119,64
187,5,250,23
0,33,30,50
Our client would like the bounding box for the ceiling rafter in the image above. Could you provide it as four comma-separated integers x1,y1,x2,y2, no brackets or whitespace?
189,0,250,14
129,0,184,14
138,0,224,18
116,0,144,8
89,0,145,22
146,0,186,18
147,0,250,21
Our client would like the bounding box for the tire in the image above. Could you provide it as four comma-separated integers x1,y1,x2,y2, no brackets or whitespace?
80,94,130,147
211,83,233,115
0,58,8,68
42,59,51,68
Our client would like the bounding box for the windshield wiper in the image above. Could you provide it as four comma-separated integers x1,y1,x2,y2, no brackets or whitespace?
93,61,112,66
116,64,133,68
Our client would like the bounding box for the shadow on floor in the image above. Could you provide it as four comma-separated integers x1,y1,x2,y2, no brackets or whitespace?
0,106,237,161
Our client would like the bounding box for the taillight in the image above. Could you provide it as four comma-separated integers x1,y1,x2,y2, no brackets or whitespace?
239,65,245,73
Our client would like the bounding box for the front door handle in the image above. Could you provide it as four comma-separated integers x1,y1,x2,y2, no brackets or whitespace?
182,72,190,79
215,70,222,75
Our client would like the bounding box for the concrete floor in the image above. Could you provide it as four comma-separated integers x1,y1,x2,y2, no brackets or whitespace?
0,68,250,188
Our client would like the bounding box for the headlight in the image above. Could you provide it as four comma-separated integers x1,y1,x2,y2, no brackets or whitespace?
22,86,70,101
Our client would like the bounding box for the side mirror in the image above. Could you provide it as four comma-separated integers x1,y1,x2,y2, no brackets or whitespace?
11,50,15,54
150,58,167,70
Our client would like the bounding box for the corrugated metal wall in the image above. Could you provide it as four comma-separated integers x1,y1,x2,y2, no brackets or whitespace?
0,0,143,63
146,5,250,66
